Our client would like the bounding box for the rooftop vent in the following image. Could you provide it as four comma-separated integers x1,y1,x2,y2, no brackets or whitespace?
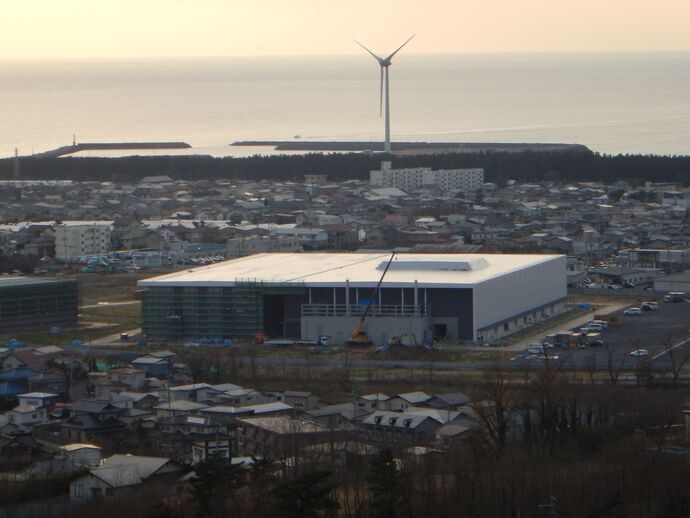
377,256,489,272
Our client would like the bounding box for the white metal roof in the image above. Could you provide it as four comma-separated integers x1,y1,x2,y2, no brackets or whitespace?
139,252,562,289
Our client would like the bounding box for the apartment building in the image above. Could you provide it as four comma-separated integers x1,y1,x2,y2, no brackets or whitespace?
55,223,111,260
370,161,484,193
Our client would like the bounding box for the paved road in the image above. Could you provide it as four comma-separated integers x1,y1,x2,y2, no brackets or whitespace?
80,300,140,309
89,328,142,346
60,343,688,373
60,303,690,374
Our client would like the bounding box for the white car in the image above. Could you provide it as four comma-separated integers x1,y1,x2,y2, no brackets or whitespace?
624,308,642,316
629,349,649,357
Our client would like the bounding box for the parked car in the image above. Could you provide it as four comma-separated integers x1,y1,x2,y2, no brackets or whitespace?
590,320,609,329
629,349,649,357
527,343,546,354
624,308,642,316
640,303,655,311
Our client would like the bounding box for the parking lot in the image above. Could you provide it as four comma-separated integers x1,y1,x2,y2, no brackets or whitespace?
510,301,690,371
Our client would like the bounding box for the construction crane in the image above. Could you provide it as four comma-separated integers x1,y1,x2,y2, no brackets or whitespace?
347,252,396,347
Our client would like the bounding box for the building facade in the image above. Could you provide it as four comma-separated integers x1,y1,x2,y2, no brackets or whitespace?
370,161,484,193
55,223,111,260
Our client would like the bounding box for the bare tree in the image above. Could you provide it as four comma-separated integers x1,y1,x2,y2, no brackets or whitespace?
472,364,517,455
604,341,627,385
586,350,597,385
662,335,690,385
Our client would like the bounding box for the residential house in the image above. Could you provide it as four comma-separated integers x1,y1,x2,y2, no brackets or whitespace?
69,454,186,503
282,391,319,410
236,416,343,459
157,414,232,464
59,400,127,443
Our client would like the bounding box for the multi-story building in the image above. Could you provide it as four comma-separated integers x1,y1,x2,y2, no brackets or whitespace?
226,235,302,258
370,161,484,193
55,223,111,260
0,278,78,332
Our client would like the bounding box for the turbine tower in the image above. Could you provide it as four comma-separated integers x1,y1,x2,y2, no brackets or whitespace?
354,35,415,153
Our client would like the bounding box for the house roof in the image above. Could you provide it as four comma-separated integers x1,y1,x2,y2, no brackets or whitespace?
34,346,64,356
0,368,38,381
155,401,208,412
283,391,313,398
305,403,356,419
60,443,102,452
362,411,436,430
242,402,293,414
71,400,122,414
0,382,27,396
5,349,45,371
237,416,328,434
428,392,471,407
148,351,176,359
396,391,432,404
168,383,219,392
359,393,390,402
18,392,57,399
89,454,183,488
131,356,168,365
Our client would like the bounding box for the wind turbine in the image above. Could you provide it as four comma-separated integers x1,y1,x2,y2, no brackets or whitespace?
354,35,415,153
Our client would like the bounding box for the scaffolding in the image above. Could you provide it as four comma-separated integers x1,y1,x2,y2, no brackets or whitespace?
0,279,77,331
141,279,306,342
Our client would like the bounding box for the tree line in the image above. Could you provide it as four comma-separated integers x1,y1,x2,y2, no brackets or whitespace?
3,150,690,185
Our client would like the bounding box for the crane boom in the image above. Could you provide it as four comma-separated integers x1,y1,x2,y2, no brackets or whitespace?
348,252,396,346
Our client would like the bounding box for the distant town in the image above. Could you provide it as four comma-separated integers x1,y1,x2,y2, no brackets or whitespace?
1,159,690,516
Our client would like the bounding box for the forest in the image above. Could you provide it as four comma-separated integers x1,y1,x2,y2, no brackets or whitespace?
2,150,690,185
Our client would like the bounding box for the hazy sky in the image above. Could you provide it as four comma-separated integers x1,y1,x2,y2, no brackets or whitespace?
4,0,690,59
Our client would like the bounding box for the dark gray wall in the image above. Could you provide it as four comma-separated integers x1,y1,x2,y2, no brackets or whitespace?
426,288,473,340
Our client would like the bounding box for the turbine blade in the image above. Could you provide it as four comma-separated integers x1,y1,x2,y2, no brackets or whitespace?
352,38,384,64
385,34,416,62
379,66,384,117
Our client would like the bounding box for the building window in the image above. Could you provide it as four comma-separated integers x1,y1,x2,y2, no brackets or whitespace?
74,484,83,497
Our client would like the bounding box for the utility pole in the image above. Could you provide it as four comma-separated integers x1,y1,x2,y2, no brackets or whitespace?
13,148,19,180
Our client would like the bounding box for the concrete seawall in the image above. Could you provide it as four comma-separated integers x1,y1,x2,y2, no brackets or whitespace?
232,140,591,153
32,142,191,158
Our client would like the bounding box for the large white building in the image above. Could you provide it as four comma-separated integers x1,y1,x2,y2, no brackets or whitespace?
370,161,484,193
55,223,112,260
140,252,566,344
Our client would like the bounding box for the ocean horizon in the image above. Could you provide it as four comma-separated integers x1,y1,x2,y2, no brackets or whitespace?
2,52,690,159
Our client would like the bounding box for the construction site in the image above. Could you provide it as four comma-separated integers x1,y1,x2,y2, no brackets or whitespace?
138,252,567,346
0,277,78,332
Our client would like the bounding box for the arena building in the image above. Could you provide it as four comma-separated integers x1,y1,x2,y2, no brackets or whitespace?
139,253,566,344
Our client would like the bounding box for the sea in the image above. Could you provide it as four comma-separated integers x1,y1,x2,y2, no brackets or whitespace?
2,52,690,159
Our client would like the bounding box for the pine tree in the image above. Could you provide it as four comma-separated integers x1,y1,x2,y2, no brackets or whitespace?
270,469,339,518
367,449,401,518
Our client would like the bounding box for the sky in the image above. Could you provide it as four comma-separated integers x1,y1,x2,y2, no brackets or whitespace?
3,0,690,60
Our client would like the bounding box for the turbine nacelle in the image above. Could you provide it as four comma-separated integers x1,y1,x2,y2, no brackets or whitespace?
353,35,416,152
